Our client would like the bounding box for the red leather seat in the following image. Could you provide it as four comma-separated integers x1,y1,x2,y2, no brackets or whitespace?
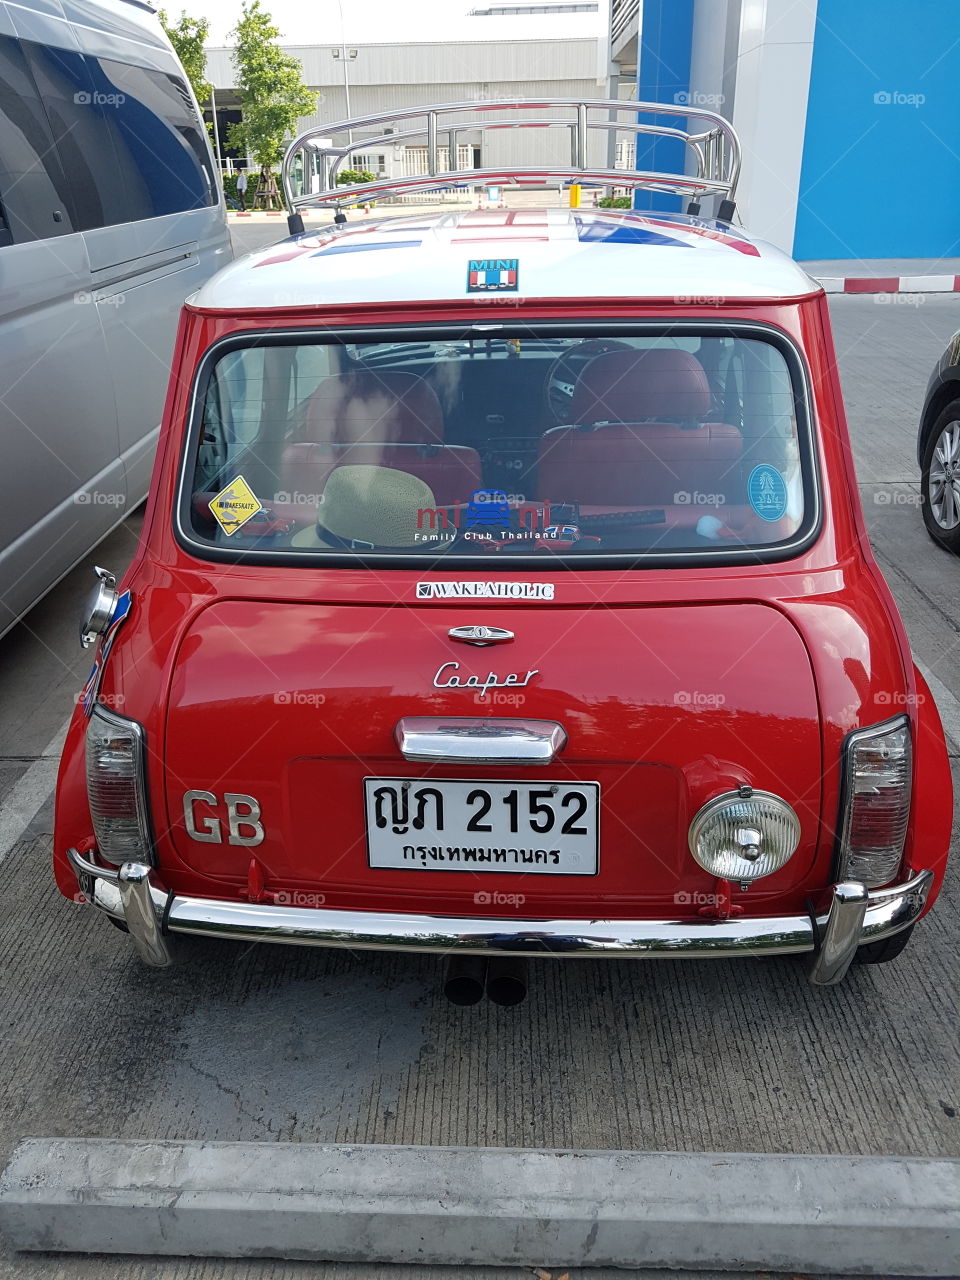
296,371,444,446
539,349,742,505
571,349,714,425
279,443,482,508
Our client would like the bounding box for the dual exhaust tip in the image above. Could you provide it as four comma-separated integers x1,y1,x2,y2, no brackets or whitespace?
443,955,527,1007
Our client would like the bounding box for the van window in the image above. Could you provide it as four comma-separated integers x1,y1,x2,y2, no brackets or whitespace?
20,41,216,232
91,58,217,216
182,330,816,563
0,35,76,240
20,42,114,231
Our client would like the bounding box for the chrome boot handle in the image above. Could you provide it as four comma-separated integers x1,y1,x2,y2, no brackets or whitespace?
396,717,567,765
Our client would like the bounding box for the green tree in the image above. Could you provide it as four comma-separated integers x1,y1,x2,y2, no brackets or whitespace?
159,10,212,111
226,0,318,170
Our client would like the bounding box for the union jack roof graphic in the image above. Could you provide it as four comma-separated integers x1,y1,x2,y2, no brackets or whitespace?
206,208,816,309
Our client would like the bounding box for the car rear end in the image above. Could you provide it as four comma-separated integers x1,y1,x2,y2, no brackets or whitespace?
54,243,952,992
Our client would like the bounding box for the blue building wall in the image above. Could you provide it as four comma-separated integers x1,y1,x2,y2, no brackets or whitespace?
634,0,693,213
794,0,960,259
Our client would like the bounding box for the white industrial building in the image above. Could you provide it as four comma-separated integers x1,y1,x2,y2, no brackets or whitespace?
203,37,616,178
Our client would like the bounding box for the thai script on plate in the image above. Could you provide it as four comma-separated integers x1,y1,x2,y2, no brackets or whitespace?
402,845,560,865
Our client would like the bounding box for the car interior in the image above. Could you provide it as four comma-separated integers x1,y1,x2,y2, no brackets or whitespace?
188,333,805,556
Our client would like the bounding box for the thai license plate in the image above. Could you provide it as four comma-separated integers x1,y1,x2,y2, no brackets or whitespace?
364,777,599,875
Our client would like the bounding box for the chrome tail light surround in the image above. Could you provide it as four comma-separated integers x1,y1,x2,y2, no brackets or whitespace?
836,715,912,889
85,705,154,867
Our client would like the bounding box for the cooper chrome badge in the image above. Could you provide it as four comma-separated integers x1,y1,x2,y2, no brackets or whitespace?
433,660,538,700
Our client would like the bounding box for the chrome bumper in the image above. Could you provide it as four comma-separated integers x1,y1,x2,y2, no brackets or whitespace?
67,848,933,987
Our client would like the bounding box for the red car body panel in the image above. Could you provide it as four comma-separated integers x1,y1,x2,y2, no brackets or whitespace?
53,294,954,925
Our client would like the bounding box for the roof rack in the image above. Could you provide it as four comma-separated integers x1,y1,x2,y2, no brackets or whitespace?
279,97,741,234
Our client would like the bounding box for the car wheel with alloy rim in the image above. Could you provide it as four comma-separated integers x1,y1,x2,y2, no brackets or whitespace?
921,403,960,553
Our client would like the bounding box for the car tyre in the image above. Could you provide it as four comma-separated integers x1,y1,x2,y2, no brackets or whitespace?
853,922,915,965
921,403,960,553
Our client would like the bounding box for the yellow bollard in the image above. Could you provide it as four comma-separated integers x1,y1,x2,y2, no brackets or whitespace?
569,184,581,209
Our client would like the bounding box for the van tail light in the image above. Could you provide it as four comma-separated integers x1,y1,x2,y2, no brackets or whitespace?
85,706,153,866
837,716,912,888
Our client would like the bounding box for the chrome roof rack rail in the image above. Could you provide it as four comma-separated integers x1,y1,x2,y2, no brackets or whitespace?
280,97,741,235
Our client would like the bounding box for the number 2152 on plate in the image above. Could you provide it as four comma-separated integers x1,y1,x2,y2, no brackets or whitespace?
364,778,599,875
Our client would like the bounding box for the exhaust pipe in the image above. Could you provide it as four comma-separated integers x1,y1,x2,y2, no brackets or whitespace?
443,955,487,1006
485,956,528,1007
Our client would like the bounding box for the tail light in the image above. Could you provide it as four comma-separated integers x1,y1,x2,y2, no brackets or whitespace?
85,706,153,866
837,716,912,887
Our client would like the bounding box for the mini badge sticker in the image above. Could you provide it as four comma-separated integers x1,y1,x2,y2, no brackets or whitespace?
467,258,519,292
209,476,263,535
747,464,788,522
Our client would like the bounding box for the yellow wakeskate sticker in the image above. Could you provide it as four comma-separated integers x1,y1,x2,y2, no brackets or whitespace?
209,475,263,535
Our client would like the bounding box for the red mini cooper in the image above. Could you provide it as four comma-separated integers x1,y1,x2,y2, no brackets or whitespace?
55,100,953,1003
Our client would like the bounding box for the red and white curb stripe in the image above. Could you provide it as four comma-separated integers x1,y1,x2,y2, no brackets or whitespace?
817,274,960,294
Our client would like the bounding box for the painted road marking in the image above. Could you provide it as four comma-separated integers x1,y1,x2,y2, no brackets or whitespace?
915,658,960,754
0,718,71,863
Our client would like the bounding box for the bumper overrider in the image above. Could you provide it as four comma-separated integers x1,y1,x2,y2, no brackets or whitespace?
67,848,933,986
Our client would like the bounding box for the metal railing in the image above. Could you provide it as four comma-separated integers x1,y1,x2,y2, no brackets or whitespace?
280,98,741,229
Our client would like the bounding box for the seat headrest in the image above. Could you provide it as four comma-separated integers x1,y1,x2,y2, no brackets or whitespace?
300,371,444,444
571,349,712,424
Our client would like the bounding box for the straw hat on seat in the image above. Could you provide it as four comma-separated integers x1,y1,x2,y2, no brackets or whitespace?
291,465,440,550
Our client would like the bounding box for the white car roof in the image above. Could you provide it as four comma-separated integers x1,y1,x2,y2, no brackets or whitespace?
192,208,820,311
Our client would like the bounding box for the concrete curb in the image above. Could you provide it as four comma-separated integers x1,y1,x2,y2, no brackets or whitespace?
1,1140,958,1273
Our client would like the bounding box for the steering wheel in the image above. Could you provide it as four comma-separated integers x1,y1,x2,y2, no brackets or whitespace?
544,338,634,422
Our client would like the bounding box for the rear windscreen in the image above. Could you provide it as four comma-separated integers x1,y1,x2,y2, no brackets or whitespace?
182,329,815,563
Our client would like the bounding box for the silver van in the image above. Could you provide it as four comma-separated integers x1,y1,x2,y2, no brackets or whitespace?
0,0,231,636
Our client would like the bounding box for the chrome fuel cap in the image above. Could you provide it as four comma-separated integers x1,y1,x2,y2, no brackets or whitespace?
79,566,118,649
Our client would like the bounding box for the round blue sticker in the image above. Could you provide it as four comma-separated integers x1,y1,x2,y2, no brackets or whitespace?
747,464,788,522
